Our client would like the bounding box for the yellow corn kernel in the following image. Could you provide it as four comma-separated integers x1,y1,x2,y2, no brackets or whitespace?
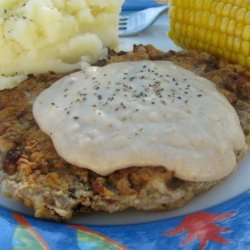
231,52,238,62
223,4,232,16
194,11,202,26
182,0,190,9
187,25,195,39
205,30,212,44
235,22,244,37
174,22,181,35
181,24,187,36
242,0,250,8
236,8,247,22
230,6,239,19
227,35,234,51
174,0,182,8
246,57,250,67
234,0,244,7
210,2,218,13
208,14,217,29
219,34,228,48
241,41,250,56
169,6,177,21
227,20,236,35
245,11,250,24
215,17,223,31
176,8,183,21
201,11,210,27
242,25,250,40
211,32,220,47
198,28,206,42
233,37,242,53
220,17,230,33
189,10,196,24
224,50,231,60
237,54,246,65
194,0,203,10
215,2,226,16
204,0,213,11
228,0,236,5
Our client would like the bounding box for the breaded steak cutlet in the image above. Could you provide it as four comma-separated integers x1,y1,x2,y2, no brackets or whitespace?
0,45,249,221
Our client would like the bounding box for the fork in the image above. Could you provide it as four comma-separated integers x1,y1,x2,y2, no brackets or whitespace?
119,5,169,37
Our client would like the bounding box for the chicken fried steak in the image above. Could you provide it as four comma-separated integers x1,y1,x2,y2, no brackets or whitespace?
0,45,249,221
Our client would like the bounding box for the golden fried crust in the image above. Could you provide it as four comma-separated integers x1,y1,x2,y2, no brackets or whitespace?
0,45,249,221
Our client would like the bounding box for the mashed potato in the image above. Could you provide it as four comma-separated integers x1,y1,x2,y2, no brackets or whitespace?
0,0,124,89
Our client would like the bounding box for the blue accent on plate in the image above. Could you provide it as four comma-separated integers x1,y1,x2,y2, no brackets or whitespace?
122,0,162,11
0,191,249,250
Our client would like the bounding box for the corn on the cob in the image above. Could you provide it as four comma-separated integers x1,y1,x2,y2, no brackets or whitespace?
169,0,250,68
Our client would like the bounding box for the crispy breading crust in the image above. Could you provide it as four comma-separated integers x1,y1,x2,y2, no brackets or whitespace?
0,45,249,221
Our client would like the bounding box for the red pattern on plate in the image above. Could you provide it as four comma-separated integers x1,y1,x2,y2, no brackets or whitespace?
163,212,235,250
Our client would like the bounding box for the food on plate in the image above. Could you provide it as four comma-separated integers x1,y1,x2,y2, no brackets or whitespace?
0,0,124,90
0,45,249,220
33,58,245,181
169,0,250,68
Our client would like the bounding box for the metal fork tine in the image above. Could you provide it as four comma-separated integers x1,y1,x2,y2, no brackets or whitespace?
119,24,127,28
119,5,169,37
119,16,128,21
119,22,127,30
119,27,127,30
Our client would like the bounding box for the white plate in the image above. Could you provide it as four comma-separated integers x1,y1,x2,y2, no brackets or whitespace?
0,14,249,225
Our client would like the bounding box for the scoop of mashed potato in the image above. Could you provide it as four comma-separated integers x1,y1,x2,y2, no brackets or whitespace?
0,0,124,89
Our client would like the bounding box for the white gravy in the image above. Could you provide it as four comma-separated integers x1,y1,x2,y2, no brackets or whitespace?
33,61,246,182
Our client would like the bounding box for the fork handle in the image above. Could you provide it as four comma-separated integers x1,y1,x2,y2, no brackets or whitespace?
147,5,169,15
